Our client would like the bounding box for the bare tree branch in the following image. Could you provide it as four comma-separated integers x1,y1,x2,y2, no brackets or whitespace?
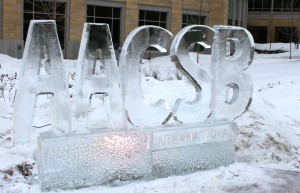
24,0,66,30
274,0,299,59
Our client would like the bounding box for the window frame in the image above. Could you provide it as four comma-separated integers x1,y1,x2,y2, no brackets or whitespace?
182,9,208,28
87,0,124,49
228,0,248,27
248,0,272,12
22,0,68,50
273,0,300,12
275,26,298,42
138,5,170,30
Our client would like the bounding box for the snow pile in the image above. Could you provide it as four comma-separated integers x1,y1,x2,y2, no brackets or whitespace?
255,42,297,51
0,46,300,192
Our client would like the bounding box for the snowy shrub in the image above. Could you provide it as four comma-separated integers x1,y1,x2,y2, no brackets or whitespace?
0,73,17,103
142,67,161,81
166,69,183,80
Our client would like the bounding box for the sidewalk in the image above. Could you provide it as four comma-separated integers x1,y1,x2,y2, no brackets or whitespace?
225,168,300,193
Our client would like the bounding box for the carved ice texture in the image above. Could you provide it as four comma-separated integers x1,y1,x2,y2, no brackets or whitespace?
211,26,254,120
119,26,174,127
37,131,152,191
170,25,214,123
12,20,70,143
74,23,125,130
37,121,235,191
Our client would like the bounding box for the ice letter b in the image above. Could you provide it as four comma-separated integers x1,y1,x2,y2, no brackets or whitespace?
12,20,71,144
211,26,255,120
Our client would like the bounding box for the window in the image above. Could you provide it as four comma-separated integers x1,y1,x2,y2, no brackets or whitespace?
247,26,268,43
248,0,272,12
228,0,248,27
23,0,66,49
87,5,121,49
273,0,300,12
182,14,206,28
273,0,284,12
139,10,167,29
275,27,298,43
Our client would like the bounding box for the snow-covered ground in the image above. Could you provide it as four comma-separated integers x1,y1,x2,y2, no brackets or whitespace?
1,43,300,193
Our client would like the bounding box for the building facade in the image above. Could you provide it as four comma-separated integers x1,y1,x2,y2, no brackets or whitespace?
0,0,247,59
228,0,248,28
248,0,300,44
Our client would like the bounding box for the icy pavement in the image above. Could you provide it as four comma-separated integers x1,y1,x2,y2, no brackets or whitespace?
252,168,300,193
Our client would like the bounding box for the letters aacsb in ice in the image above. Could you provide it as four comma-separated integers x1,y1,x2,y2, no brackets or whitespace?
12,21,254,143
10,20,254,191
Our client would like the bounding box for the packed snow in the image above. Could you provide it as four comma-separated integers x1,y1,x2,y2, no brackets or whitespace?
0,43,300,193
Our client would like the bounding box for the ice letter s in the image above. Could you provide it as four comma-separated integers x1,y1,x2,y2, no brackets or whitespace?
12,20,71,143
170,25,215,123
211,26,255,120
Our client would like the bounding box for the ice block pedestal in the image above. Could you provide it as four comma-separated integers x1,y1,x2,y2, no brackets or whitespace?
37,121,236,191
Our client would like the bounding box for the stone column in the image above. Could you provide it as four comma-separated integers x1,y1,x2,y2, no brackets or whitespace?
170,0,183,35
67,0,86,59
2,0,22,40
0,0,3,39
1,0,22,58
208,0,228,26
124,0,138,38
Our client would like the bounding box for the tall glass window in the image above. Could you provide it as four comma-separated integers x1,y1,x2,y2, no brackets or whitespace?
23,0,66,48
275,27,298,42
273,0,300,12
182,14,206,28
248,0,272,12
228,0,248,27
139,10,167,29
87,5,121,49
249,0,300,12
247,26,268,43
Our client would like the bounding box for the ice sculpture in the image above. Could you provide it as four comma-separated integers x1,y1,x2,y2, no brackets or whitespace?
170,25,214,123
12,20,70,143
74,23,125,130
33,24,255,191
211,26,254,120
119,26,174,127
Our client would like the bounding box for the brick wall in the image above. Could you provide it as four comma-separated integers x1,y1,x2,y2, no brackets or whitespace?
209,0,228,26
170,0,182,34
69,0,86,41
182,0,209,12
0,0,2,39
0,0,229,58
139,0,171,7
124,0,138,37
3,0,22,40
248,13,300,43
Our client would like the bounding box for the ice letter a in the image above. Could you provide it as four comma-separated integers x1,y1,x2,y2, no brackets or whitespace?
74,23,125,130
12,20,71,144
